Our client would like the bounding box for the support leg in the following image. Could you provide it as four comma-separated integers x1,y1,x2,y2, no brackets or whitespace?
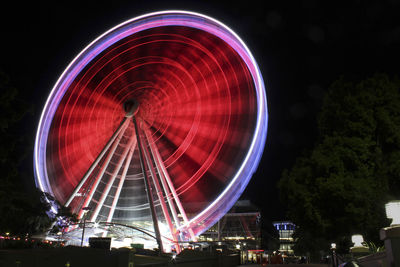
90,128,137,222
133,116,164,253
106,140,137,222
140,127,181,252
144,128,181,228
78,121,129,219
65,117,128,207
144,126,196,241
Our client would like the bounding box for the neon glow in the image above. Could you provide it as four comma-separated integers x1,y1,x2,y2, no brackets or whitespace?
34,11,267,238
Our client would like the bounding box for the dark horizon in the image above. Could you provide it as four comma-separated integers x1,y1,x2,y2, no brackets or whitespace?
1,0,400,221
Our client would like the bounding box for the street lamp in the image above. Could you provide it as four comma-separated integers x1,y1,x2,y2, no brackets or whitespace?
351,235,364,247
330,243,336,267
80,207,91,247
381,200,400,267
350,234,368,257
385,201,400,226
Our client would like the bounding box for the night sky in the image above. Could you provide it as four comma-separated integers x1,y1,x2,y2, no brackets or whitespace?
2,0,400,221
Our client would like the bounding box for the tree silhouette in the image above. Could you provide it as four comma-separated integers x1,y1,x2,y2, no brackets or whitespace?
0,71,53,235
279,74,398,257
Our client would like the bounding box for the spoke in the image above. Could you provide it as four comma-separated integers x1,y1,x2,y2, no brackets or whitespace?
65,117,128,207
144,127,197,241
77,121,129,219
140,126,180,252
90,126,137,222
106,139,137,222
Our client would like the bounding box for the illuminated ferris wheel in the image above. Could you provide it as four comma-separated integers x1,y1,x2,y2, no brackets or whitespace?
34,11,267,250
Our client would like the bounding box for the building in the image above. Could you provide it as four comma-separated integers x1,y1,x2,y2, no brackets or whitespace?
272,221,296,255
199,200,260,243
198,200,263,263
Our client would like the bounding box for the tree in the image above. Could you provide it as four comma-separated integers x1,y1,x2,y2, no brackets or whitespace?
0,71,54,235
279,74,399,257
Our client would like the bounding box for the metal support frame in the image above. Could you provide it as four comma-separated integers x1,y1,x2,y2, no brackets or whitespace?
65,117,128,207
77,121,129,219
90,129,137,222
140,127,181,252
144,128,180,227
144,127,196,241
107,140,137,222
132,116,164,253
64,101,197,252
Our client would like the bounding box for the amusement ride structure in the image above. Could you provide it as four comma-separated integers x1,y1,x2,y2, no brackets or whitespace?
34,11,267,252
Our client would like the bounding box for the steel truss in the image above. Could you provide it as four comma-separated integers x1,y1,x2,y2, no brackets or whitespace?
64,102,196,252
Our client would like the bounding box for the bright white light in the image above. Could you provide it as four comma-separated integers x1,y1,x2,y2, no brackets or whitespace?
93,222,99,228
331,243,336,249
385,200,400,226
172,254,177,259
235,244,240,249
111,237,132,248
164,243,172,253
158,222,169,234
351,235,364,247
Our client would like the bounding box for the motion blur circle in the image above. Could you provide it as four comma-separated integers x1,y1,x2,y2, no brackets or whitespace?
34,11,268,235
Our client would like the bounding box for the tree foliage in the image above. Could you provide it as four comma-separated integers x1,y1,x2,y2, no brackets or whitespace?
279,74,399,255
0,71,53,235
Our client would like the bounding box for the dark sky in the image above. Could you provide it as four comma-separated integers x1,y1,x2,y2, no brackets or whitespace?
2,0,400,220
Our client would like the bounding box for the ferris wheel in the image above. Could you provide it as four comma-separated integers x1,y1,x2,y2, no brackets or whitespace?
34,11,267,251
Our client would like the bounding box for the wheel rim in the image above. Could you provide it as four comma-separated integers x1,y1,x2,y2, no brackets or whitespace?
34,11,268,237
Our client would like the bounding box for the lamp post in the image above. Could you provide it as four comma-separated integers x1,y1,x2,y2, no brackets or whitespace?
80,207,91,247
386,201,400,226
351,235,364,247
380,200,400,267
330,243,336,267
350,234,368,257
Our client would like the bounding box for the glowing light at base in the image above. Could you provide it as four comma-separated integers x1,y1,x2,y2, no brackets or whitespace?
34,11,267,238
351,235,364,247
386,200,400,226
